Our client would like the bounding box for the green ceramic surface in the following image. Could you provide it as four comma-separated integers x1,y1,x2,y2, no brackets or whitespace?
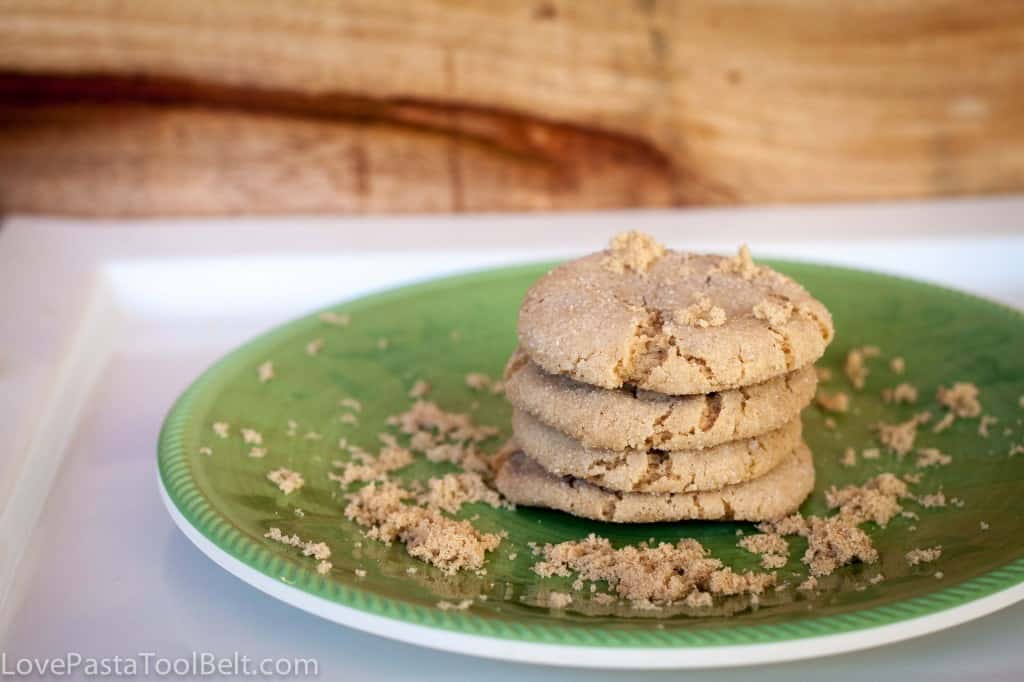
159,261,1024,648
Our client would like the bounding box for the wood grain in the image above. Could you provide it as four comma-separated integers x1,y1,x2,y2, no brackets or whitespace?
0,0,1022,216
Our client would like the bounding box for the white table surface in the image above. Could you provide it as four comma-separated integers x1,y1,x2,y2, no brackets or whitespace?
1,198,1023,680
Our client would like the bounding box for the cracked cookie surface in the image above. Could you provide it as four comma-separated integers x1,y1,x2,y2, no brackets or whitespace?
504,349,816,451
512,410,801,494
494,441,815,523
517,240,834,395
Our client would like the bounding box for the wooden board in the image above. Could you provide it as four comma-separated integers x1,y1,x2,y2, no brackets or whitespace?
0,0,1022,216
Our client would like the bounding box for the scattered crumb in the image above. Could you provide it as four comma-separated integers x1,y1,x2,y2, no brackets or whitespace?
906,546,943,566
937,382,982,418
802,516,879,577
248,447,267,459
267,468,305,495
844,346,880,390
869,573,886,585
915,448,952,468
862,447,881,460
354,568,367,578
890,357,906,374
465,372,493,390
840,447,857,468
330,444,413,486
1019,395,1024,408
797,576,818,591
601,231,666,274
305,338,324,356
978,415,998,438
212,422,230,438
679,296,728,328
316,560,332,575
340,397,363,412
303,431,322,440
882,383,918,404
532,534,774,608
917,490,947,508
241,428,263,445
437,599,473,611
1011,444,1024,457
816,367,833,382
286,419,298,437
258,361,274,383
264,527,331,565
826,473,909,527
546,592,573,609
344,482,501,574
406,567,418,574
339,413,359,425
873,412,931,456
405,376,430,399
824,417,837,430
816,390,850,413
950,496,965,508
980,521,990,531
198,446,213,456
377,338,390,350
319,311,351,326
418,472,510,513
932,412,956,434
934,571,944,579
294,508,305,517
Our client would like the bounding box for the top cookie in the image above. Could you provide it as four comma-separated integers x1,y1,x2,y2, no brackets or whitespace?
517,233,834,395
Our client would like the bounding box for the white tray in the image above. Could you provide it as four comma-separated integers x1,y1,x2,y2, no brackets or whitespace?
2,199,1023,681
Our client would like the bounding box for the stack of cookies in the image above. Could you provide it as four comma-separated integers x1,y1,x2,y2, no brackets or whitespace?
494,232,834,523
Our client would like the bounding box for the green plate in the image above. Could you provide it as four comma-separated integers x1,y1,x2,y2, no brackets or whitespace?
158,261,1024,668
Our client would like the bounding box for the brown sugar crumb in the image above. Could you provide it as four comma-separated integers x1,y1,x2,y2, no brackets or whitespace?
437,599,474,611
241,428,263,445
329,444,413,486
344,482,501,575
915,448,952,469
267,468,305,495
418,472,511,513
905,546,943,566
305,338,324,356
264,527,331,563
978,415,998,438
546,592,574,609
816,390,850,413
465,372,493,391
258,361,274,383
937,382,982,418
212,422,230,438
601,231,666,274
316,560,332,575
840,447,858,468
802,516,879,577
532,534,774,608
890,357,906,374
826,473,909,527
797,576,818,591
737,533,789,570
873,412,931,456
715,244,760,281
408,380,432,399
752,297,794,328
862,447,881,460
676,296,728,328
932,412,956,434
844,346,880,390
318,311,351,326
817,367,833,382
882,383,919,404
917,490,947,508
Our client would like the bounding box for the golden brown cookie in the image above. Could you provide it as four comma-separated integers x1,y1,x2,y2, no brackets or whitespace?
517,234,834,395
512,409,801,494
494,441,815,523
504,348,816,451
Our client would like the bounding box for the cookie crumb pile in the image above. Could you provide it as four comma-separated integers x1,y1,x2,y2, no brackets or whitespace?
495,232,834,522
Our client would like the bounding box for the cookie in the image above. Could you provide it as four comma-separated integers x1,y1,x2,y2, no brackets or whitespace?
494,441,815,523
517,233,834,395
504,348,816,451
512,409,801,494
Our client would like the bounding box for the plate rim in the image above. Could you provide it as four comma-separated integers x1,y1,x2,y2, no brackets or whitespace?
157,259,1024,667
